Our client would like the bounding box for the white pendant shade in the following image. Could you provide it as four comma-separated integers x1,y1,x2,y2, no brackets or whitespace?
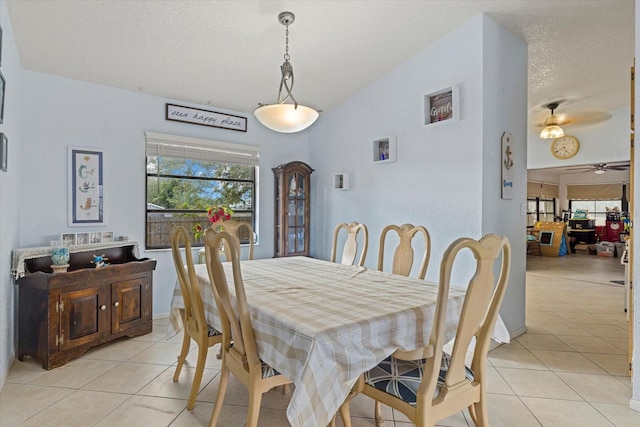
254,103,319,133
539,125,564,139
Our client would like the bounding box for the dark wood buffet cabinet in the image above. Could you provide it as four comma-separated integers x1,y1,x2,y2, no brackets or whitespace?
16,244,156,369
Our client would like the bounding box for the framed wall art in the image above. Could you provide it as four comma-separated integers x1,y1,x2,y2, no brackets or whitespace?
166,103,247,132
0,133,6,172
501,131,514,199
0,70,5,125
424,85,459,125
68,146,105,226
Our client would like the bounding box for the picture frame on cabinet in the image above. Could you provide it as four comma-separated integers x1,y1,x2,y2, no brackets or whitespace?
101,231,114,242
89,232,102,244
76,232,90,245
61,233,77,246
68,146,105,226
0,133,6,172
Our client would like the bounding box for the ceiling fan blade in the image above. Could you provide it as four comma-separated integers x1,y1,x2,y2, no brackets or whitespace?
606,166,629,170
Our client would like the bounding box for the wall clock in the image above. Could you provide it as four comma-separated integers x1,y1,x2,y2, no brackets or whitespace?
551,135,580,160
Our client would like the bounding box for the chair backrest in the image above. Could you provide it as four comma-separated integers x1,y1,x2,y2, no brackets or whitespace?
377,223,431,279
211,219,255,260
170,224,208,339
330,222,369,266
204,228,261,371
418,233,511,403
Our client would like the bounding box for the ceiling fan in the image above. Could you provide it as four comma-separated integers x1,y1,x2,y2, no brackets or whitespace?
535,101,612,135
565,163,630,174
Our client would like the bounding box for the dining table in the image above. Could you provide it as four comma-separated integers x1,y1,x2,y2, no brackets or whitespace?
168,256,509,427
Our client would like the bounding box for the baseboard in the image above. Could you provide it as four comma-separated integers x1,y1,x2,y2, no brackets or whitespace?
509,326,527,340
630,399,640,412
153,312,170,320
0,345,16,391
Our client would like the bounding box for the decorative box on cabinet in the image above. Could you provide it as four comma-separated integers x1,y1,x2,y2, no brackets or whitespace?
15,244,156,369
273,161,314,257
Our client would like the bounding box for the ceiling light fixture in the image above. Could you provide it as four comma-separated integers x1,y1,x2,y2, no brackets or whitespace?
593,169,606,175
539,102,565,139
254,11,319,133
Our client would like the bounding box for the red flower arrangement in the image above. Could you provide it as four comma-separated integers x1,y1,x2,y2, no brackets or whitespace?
193,205,233,239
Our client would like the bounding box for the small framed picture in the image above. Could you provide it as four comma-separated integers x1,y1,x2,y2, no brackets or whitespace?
89,232,102,244
424,85,459,125
101,231,114,242
76,232,90,245
61,233,77,246
0,133,6,172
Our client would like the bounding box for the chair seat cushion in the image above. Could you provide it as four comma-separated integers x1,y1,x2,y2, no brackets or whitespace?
261,362,280,379
364,352,475,406
207,324,222,337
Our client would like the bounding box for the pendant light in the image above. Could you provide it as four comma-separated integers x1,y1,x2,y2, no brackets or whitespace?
254,11,319,133
539,102,565,139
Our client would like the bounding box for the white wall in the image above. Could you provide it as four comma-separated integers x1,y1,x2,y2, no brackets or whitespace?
0,0,25,387
308,14,527,335
18,70,309,318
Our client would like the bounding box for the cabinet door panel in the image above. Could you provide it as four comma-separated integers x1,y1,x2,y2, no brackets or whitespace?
112,278,151,334
60,287,109,352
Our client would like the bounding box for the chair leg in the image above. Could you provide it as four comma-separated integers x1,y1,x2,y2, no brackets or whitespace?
173,331,191,382
374,401,384,427
209,366,231,427
186,343,208,410
245,387,263,427
470,399,489,427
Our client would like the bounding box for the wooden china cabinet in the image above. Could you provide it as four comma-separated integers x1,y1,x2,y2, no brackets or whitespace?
273,161,314,257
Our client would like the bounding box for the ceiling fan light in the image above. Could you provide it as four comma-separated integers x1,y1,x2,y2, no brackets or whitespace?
594,169,606,174
540,125,564,139
254,104,319,133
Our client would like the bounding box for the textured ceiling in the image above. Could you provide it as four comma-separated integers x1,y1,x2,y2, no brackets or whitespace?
6,0,635,131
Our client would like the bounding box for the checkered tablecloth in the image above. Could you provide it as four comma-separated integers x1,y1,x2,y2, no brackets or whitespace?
168,256,473,427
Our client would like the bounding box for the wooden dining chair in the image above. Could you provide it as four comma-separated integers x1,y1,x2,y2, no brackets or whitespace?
204,229,293,427
377,223,431,279
211,219,255,260
339,234,511,427
170,224,223,410
330,222,369,266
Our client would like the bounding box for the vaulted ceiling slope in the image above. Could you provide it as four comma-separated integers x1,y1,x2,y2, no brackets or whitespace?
7,0,634,128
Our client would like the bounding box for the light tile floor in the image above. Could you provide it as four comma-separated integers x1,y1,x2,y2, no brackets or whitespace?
2,252,640,426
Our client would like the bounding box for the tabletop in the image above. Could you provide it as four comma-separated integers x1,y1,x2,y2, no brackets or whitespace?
169,256,491,427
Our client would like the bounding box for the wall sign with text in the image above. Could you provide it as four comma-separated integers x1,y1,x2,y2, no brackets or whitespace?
424,85,459,125
166,103,247,132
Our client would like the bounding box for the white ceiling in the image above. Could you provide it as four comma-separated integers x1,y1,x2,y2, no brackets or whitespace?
6,0,635,132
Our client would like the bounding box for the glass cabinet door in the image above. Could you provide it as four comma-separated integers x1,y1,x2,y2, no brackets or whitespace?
273,162,313,257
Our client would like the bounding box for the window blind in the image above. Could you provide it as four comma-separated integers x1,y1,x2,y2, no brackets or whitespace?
527,181,559,199
567,183,623,200
144,131,260,166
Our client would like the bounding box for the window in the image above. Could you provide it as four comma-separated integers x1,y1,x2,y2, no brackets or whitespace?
526,198,556,227
569,200,621,226
145,132,260,249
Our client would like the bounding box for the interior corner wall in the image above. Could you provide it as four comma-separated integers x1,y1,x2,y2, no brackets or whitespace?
307,13,525,336
0,0,25,388
480,14,528,336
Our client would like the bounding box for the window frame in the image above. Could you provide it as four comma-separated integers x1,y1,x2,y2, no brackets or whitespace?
144,132,259,250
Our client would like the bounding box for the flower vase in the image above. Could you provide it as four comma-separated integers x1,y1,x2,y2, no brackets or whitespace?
50,240,70,273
